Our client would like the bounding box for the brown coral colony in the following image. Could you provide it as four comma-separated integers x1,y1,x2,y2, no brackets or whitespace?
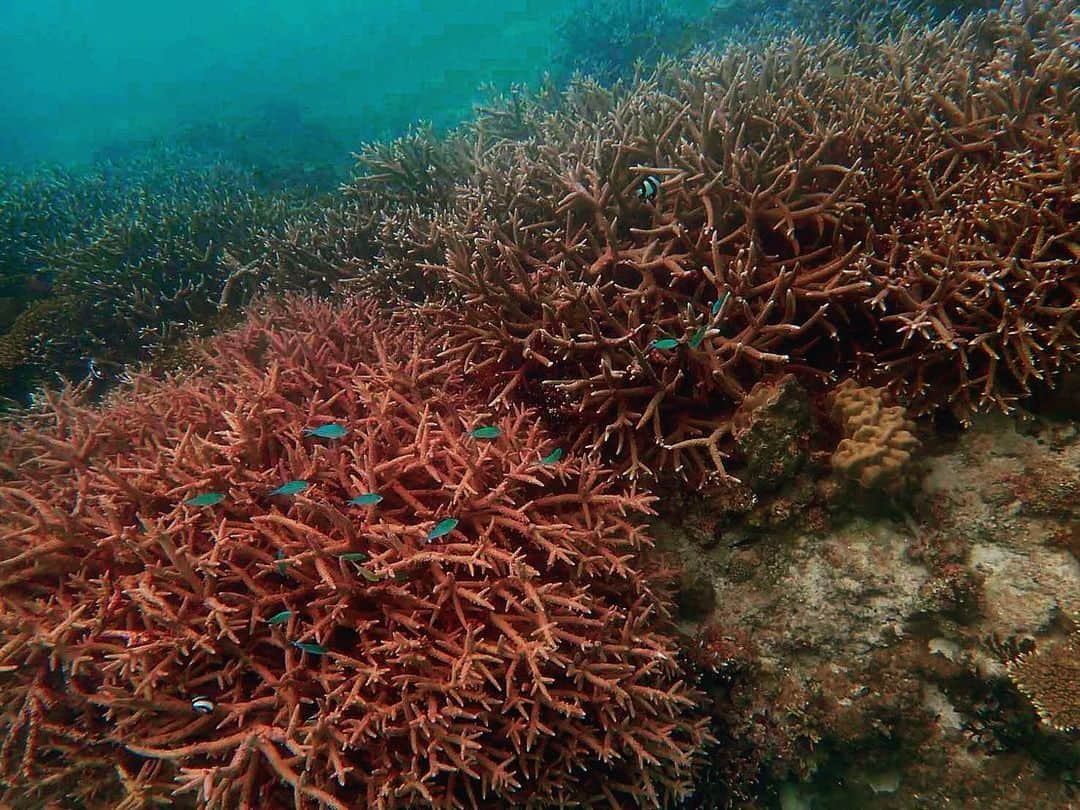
1008,633,1080,734
422,1,1078,485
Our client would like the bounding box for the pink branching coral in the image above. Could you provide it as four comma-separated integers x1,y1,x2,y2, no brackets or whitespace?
0,297,709,808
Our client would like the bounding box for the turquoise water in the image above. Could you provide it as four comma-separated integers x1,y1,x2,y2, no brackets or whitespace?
0,0,706,168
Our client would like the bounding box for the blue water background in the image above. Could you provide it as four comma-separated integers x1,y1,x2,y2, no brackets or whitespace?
0,0,714,169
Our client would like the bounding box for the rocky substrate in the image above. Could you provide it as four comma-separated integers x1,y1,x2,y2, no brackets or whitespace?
659,390,1079,809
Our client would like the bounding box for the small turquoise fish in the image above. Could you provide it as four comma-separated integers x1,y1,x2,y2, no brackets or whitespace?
541,448,563,465
711,291,730,317
469,426,501,440
276,549,288,577
426,518,459,542
340,552,368,562
266,610,293,625
269,480,308,497
689,326,707,349
358,567,382,582
303,424,347,439
185,492,225,507
349,492,383,506
648,338,680,350
292,641,328,655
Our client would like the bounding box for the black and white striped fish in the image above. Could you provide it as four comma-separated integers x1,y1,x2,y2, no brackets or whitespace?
637,174,662,202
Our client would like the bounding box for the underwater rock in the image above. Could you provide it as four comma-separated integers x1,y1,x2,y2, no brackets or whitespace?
1035,369,1080,420
659,408,1080,805
914,563,984,622
731,374,812,492
678,568,718,619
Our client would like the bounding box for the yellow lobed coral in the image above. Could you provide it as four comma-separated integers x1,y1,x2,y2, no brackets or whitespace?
828,379,920,490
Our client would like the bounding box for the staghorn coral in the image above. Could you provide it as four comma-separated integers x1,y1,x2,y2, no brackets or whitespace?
0,296,84,373
1008,632,1080,734
255,122,483,308
355,0,1078,487
551,0,699,86
549,0,968,89
0,296,708,809
827,378,920,490
0,145,322,403
857,24,1080,414
49,0,1065,487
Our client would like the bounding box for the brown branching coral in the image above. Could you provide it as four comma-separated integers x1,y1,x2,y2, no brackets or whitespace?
1007,632,1080,733
255,123,479,307
827,379,919,490
0,151,315,402
431,58,874,483
0,296,84,373
350,0,1078,486
0,296,709,809
855,6,1080,414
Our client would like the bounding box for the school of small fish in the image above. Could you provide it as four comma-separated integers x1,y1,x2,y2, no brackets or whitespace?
179,420,565,698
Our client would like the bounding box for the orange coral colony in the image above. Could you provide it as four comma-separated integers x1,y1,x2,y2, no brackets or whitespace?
0,298,708,808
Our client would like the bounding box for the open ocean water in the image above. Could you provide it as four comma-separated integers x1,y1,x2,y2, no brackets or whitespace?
0,1,1077,808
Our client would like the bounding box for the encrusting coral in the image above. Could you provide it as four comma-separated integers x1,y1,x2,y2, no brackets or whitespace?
1007,632,1080,734
0,296,709,808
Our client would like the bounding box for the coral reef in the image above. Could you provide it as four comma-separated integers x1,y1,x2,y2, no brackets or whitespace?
0,146,320,403
0,0,1077,807
551,0,699,86
731,374,812,491
657,407,1080,806
549,0,972,88
272,0,1079,485
7,3,1078,480
0,296,708,808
